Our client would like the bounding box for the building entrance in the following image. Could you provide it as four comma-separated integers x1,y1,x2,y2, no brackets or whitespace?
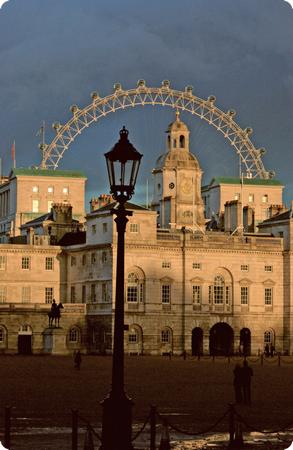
209,323,233,356
192,327,203,356
18,325,32,354
240,328,251,356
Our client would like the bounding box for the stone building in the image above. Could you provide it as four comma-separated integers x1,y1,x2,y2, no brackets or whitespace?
0,114,291,356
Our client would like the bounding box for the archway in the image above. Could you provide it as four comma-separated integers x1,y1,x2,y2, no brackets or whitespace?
209,323,234,356
18,325,32,355
240,328,251,356
40,81,271,179
192,327,203,356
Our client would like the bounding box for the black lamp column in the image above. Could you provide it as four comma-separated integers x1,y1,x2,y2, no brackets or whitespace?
101,127,142,450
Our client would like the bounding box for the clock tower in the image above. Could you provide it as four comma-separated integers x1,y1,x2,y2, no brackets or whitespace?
151,112,205,230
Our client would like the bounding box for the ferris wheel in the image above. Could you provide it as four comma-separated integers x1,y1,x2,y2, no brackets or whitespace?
39,80,274,179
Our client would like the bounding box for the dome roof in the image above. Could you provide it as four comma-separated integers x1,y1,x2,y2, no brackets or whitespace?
166,111,189,133
155,149,200,170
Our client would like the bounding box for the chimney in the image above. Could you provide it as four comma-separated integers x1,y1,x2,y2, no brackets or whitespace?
90,194,113,212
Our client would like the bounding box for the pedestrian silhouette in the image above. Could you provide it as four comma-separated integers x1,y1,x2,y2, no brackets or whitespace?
74,350,82,370
264,343,269,357
233,364,243,403
242,360,253,405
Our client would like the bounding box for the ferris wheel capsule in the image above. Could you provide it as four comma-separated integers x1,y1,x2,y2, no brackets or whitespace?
258,147,266,156
52,122,61,131
244,127,253,136
137,79,146,87
227,109,236,118
70,105,79,114
91,91,100,100
113,83,122,92
207,95,216,105
162,80,170,88
185,85,193,95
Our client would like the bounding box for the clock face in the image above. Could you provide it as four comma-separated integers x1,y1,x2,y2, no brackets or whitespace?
180,178,192,194
169,182,175,189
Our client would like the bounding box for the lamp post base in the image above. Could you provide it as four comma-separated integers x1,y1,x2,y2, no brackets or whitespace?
100,392,134,450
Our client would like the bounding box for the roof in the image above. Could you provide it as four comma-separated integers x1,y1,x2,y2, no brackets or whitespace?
58,231,86,246
259,209,292,224
10,168,87,178
21,212,53,228
203,177,283,190
89,201,148,215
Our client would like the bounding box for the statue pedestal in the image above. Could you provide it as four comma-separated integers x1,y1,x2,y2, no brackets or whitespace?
43,327,66,355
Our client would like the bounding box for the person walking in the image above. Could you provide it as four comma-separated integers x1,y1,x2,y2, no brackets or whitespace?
242,360,253,405
233,364,243,403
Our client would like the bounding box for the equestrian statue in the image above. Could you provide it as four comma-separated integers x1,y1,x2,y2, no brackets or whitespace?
48,299,63,327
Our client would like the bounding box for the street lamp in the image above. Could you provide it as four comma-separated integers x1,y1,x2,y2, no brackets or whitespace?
101,126,142,450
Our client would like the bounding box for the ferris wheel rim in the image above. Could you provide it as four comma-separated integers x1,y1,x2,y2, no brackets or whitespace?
40,81,272,179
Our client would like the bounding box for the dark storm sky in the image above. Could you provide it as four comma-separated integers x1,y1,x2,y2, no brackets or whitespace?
0,0,293,207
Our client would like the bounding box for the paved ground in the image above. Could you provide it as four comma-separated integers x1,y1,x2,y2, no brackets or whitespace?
0,355,293,449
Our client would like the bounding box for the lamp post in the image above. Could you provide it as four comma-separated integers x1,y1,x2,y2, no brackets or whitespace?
101,126,142,450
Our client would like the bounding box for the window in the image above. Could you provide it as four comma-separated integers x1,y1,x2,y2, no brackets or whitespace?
82,254,87,266
128,331,138,343
91,284,96,303
47,200,53,213
102,223,108,233
32,199,39,213
70,286,76,303
22,287,31,303
82,285,86,303
208,286,212,303
71,256,76,266
173,139,176,148
102,251,107,263
265,265,273,272
214,275,224,304
0,287,7,303
91,225,96,234
162,262,171,269
48,186,54,193
225,286,230,305
102,283,108,302
241,286,249,305
161,329,170,343
0,255,6,270
127,273,138,303
179,135,185,148
130,223,139,233
45,287,54,303
192,285,201,304
161,285,171,304
32,186,39,193
262,194,268,203
234,193,240,200
22,257,30,270
241,265,249,271
248,193,254,203
264,330,274,345
69,328,79,343
265,288,273,305
91,253,96,264
192,262,201,270
62,187,69,195
45,257,53,271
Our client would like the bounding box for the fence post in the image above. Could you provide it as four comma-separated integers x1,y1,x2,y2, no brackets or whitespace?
150,405,156,450
159,419,170,450
228,404,235,447
278,354,281,366
212,355,215,362
4,406,11,450
83,424,94,450
72,409,78,450
261,354,263,366
228,355,230,364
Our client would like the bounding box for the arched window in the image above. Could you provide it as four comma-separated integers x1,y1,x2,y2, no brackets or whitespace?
127,271,144,303
179,135,185,148
161,328,171,343
264,329,274,345
128,328,138,343
69,327,79,343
